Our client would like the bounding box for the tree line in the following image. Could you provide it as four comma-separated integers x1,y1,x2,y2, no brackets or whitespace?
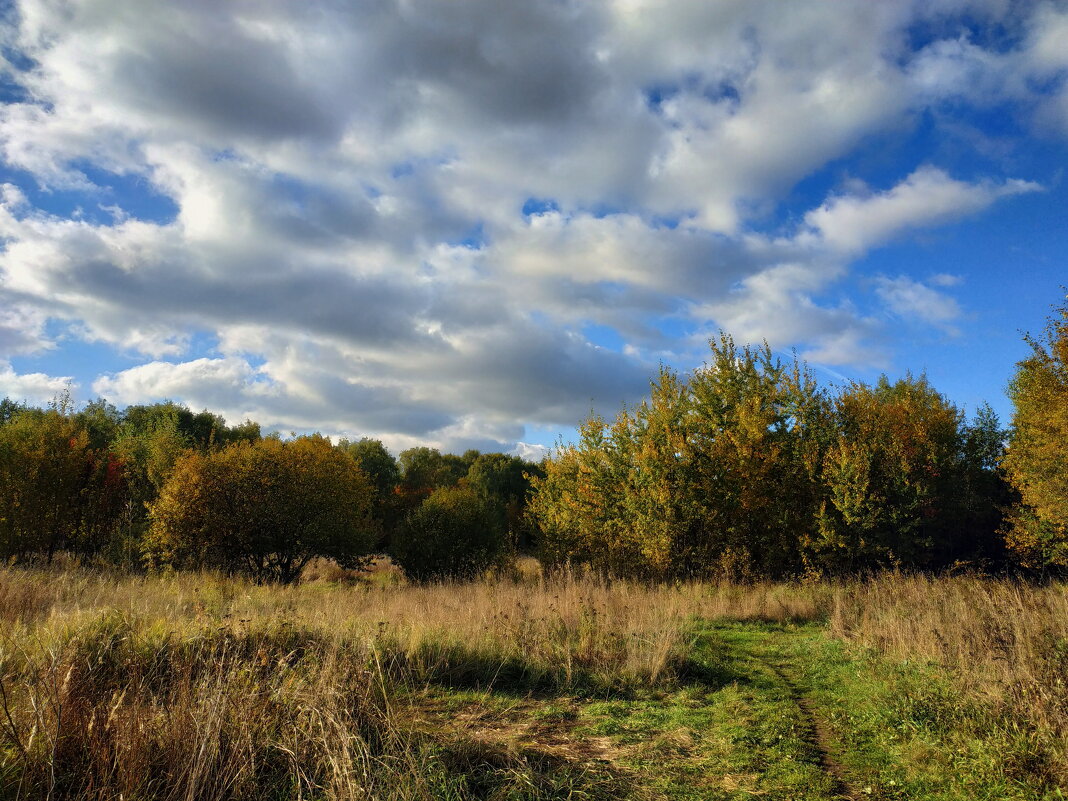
529,295,1068,579
0,294,1065,582
0,397,541,582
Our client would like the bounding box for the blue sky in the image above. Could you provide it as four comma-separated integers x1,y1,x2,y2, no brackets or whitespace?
0,0,1066,456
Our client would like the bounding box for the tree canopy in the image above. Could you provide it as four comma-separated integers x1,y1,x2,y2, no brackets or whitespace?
1002,295,1068,568
147,435,376,583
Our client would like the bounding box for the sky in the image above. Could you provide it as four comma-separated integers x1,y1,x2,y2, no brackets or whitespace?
0,0,1066,457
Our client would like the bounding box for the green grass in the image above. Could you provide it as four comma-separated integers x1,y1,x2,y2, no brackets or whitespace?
575,625,838,800
570,621,1064,801
776,626,1066,800
423,622,1066,800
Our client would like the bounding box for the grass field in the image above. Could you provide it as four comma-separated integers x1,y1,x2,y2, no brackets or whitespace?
1,566,1066,800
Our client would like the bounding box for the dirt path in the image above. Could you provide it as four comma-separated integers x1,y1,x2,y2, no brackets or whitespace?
763,657,861,801
710,622,867,801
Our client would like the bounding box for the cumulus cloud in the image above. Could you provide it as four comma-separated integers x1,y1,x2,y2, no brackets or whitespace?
0,362,72,404
0,0,1058,449
803,167,1041,255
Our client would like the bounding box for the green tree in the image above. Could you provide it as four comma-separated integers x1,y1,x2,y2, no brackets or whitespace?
398,447,468,491
943,404,1010,565
338,437,403,543
76,398,122,450
111,408,191,549
147,435,375,583
1002,295,1068,568
465,452,542,549
339,437,400,498
0,398,24,425
121,402,260,449
391,485,507,581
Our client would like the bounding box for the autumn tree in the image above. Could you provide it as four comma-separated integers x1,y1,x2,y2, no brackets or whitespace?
528,334,1011,579
812,375,966,572
1002,295,1068,568
529,337,832,579
680,337,831,578
0,406,125,562
527,413,638,575
147,435,375,583
110,408,191,561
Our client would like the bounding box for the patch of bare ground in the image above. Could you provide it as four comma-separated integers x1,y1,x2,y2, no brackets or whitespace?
404,693,632,765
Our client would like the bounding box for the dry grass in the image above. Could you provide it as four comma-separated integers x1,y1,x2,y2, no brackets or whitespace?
830,573,1068,772
0,566,826,800
0,567,828,692
5,566,1066,797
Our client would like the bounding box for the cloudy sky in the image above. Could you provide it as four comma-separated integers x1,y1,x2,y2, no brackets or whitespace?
1,0,1066,455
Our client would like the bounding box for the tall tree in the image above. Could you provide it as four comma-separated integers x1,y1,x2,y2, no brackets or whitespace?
465,452,541,549
339,438,401,498
0,407,124,562
814,375,965,572
398,446,468,491
1002,295,1068,568
529,336,831,579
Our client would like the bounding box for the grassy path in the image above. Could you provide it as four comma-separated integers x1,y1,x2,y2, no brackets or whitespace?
755,643,861,800
575,622,852,800
570,621,1059,800
401,619,1061,799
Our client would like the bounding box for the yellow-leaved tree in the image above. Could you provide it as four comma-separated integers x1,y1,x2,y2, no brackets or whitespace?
147,435,375,583
1002,294,1068,568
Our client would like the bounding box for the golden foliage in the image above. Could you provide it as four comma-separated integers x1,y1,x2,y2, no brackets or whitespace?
147,435,375,582
1002,295,1068,567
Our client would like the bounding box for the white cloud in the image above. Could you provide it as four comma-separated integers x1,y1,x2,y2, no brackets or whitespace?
803,167,1041,255
0,0,1058,448
876,275,963,334
0,362,72,404
513,442,549,462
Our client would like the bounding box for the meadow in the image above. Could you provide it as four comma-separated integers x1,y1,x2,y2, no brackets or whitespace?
1,565,1066,800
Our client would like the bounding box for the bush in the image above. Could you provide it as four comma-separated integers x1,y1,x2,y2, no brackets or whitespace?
147,436,375,583
391,486,506,581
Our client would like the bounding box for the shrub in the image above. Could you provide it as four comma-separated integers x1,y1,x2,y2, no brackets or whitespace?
391,486,506,581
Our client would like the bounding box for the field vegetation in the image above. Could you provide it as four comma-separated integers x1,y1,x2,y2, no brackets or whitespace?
2,567,1067,799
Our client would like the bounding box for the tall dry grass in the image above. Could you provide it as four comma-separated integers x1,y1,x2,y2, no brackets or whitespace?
830,573,1068,772
0,567,827,692
0,566,826,800
14,567,1065,797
